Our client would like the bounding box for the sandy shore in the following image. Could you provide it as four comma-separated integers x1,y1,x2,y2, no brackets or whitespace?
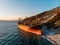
46,34,60,45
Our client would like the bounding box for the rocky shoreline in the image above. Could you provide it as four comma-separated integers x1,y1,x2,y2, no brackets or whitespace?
41,26,60,45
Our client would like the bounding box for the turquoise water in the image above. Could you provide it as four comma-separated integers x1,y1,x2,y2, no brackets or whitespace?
0,21,52,45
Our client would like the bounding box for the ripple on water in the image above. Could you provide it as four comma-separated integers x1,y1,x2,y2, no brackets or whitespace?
0,21,53,45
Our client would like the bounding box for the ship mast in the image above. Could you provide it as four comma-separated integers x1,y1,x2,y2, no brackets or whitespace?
36,16,38,25
24,16,28,25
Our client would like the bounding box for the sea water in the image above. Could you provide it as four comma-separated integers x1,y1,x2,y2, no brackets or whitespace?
0,21,52,45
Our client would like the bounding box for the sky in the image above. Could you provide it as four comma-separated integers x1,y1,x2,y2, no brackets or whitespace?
0,0,60,20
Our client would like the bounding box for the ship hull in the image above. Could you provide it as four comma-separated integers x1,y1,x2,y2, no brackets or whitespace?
17,24,42,35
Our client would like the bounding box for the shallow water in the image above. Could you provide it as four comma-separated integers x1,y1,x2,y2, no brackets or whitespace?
0,21,52,45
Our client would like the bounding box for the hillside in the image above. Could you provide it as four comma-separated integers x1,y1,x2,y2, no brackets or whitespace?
23,6,60,28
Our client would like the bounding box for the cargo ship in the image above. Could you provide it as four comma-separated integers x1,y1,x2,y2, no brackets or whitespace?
17,17,42,35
